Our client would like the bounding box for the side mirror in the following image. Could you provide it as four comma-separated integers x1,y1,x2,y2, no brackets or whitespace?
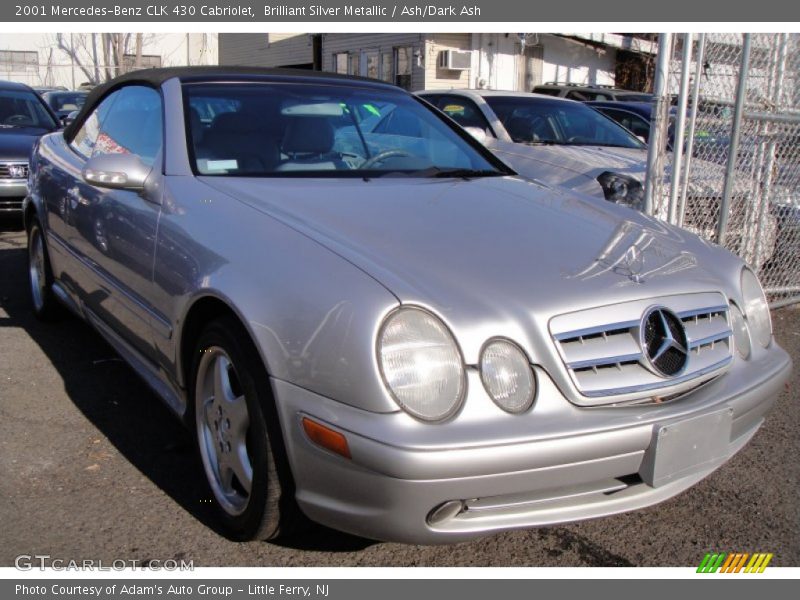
61,110,79,128
82,153,150,191
464,126,488,145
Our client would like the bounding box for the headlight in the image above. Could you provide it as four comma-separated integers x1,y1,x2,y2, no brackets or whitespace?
378,307,465,421
480,340,536,413
597,171,645,212
741,267,772,348
729,302,751,359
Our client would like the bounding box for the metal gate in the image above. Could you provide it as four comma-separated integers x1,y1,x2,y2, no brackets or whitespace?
644,33,800,308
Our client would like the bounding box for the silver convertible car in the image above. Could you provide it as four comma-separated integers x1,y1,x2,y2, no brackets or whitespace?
24,67,791,544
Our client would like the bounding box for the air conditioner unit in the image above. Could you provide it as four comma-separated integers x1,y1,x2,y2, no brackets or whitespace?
438,50,472,70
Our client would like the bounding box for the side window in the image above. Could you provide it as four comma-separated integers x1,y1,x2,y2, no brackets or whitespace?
601,108,628,128
565,90,588,101
434,95,493,136
70,90,120,158
420,94,443,106
93,86,163,167
604,109,650,140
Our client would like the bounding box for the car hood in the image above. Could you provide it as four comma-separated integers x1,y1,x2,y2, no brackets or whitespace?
0,130,43,161
487,139,647,183
486,139,748,201
202,175,737,363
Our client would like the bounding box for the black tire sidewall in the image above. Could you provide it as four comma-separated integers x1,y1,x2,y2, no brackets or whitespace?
190,317,281,541
27,219,59,320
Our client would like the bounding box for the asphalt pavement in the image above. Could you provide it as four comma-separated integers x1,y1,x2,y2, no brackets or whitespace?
1,222,798,567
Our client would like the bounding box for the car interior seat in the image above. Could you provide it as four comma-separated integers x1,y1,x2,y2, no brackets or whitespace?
276,116,346,171
198,111,280,173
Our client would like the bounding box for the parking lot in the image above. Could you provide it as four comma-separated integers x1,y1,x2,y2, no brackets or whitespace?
0,221,798,568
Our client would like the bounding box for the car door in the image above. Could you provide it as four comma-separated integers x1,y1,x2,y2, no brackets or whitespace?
66,85,165,362
41,89,122,310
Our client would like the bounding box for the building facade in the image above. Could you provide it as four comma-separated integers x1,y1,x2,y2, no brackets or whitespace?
218,33,655,92
0,33,218,89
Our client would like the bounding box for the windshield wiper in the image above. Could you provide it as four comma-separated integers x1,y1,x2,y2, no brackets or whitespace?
561,141,640,148
522,140,559,146
424,167,505,179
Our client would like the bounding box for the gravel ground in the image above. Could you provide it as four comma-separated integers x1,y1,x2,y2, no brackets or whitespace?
0,222,797,567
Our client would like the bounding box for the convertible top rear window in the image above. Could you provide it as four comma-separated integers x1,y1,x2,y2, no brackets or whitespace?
183,82,504,178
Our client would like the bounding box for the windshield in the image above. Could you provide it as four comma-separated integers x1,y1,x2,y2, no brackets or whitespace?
184,82,505,177
0,90,58,131
44,92,87,113
484,96,645,149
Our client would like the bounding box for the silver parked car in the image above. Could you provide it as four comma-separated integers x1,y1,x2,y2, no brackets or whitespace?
416,89,651,209
25,68,791,544
417,89,782,267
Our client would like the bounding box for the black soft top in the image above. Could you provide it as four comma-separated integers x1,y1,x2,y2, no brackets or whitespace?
64,65,400,140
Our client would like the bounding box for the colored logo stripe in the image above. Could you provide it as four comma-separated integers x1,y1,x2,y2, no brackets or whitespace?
744,553,773,573
697,552,727,573
697,552,773,573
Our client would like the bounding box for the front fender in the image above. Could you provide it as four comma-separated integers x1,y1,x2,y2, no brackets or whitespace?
155,176,402,415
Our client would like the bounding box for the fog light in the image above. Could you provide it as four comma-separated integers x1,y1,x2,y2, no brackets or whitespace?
427,500,464,525
480,339,536,413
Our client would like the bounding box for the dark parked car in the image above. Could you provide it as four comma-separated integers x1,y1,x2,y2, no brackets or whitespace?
41,90,89,122
0,80,60,214
33,85,68,95
532,83,653,102
585,100,655,143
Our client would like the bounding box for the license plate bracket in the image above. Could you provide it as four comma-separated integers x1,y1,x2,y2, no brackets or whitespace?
640,406,733,488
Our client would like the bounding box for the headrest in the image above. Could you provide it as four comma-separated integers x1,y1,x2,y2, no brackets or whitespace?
281,117,335,154
208,111,254,134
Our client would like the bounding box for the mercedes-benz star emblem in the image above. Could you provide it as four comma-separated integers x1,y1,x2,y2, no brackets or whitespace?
8,164,27,179
640,307,689,377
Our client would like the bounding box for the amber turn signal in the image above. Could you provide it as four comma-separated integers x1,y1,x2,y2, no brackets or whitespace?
302,417,351,459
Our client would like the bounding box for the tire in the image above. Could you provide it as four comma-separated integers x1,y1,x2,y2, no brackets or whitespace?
27,219,62,321
190,315,301,541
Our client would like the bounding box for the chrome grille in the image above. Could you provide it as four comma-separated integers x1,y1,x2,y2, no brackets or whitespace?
550,293,733,403
0,162,28,179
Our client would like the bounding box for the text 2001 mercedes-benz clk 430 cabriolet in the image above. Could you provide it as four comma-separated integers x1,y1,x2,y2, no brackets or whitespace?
24,67,791,544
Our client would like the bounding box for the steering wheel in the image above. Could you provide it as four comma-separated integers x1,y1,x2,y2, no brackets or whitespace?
567,136,594,144
359,149,411,170
5,114,32,126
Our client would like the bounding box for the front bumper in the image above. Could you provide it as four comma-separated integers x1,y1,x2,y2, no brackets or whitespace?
0,179,27,213
273,345,791,544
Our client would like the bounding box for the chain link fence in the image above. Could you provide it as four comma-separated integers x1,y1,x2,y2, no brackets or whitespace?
653,33,800,307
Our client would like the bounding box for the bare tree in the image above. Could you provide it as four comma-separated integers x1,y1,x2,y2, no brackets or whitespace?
53,33,146,85
54,33,100,85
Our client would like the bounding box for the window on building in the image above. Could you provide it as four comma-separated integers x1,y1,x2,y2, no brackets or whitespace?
333,52,348,75
122,54,162,71
0,50,38,74
363,50,379,79
380,53,393,83
395,47,413,90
